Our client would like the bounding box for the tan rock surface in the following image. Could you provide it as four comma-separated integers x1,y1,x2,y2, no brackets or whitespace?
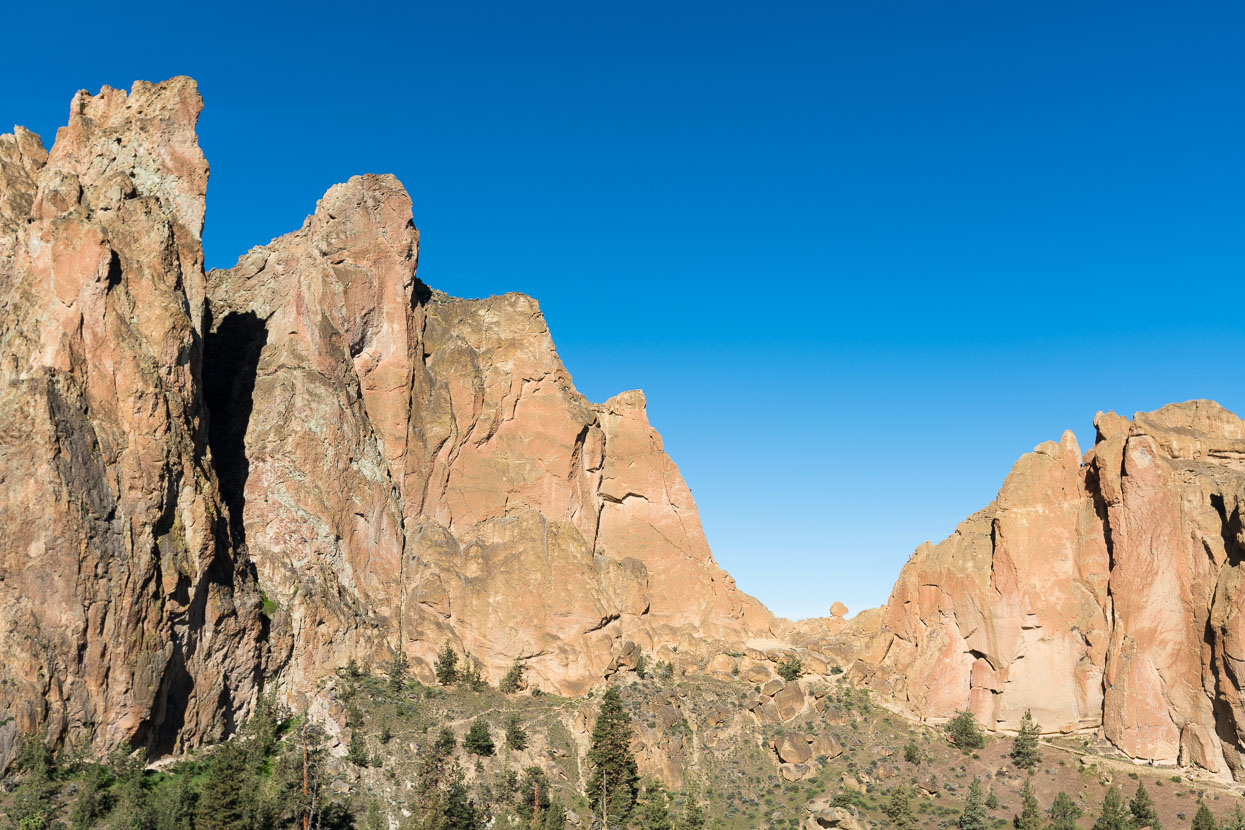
0,80,267,765
863,401,1245,778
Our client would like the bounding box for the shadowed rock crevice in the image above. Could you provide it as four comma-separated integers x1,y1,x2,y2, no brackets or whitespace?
203,310,268,548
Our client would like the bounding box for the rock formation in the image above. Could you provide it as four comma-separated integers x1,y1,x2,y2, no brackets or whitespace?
0,80,268,765
862,400,1245,778
0,78,771,764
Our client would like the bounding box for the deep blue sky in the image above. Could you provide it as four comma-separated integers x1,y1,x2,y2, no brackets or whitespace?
4,2,1243,619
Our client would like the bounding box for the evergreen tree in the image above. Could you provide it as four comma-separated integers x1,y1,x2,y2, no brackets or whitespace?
1047,792,1084,830
515,766,552,822
886,786,918,830
505,714,528,751
903,740,924,765
388,649,407,694
443,779,480,830
676,779,706,830
778,654,803,682
196,743,253,830
959,777,990,830
585,687,639,826
948,712,986,752
1011,710,1042,771
109,752,154,830
988,790,1001,810
464,719,495,757
347,729,371,766
9,733,59,830
1093,787,1130,830
1128,783,1162,830
1015,780,1043,830
1222,806,1245,830
68,761,111,830
1193,804,1219,830
543,799,568,830
149,766,199,830
499,658,525,694
639,779,674,830
435,641,460,685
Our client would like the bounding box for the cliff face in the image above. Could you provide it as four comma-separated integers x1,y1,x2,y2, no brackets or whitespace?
206,173,771,701
0,78,771,763
864,401,1245,777
0,80,268,765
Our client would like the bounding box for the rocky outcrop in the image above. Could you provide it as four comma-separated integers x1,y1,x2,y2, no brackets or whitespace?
862,401,1245,778
206,171,772,700
0,76,772,765
0,80,268,766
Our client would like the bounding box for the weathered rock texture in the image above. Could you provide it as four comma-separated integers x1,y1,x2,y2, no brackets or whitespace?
0,78,771,764
862,401,1245,778
0,80,269,765
206,172,771,700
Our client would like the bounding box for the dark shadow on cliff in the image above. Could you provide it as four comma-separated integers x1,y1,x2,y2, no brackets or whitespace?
203,310,269,548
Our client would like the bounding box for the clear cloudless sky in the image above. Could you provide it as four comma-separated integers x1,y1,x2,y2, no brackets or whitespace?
4,1,1243,619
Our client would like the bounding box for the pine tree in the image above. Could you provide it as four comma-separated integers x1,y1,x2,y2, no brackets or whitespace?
1011,710,1042,771
1047,792,1084,830
443,779,480,830
109,752,154,830
886,786,919,830
949,711,986,752
515,766,552,821
960,777,990,830
435,641,459,685
1193,804,1219,830
388,648,407,693
989,790,1001,810
1222,806,1245,830
196,743,253,830
10,734,59,830
347,729,371,766
149,766,199,830
585,687,639,826
639,779,674,830
543,799,568,830
68,761,110,830
505,714,528,751
1093,787,1130,830
1128,782,1162,830
464,719,495,757
499,658,525,694
1015,780,1043,830
676,779,706,830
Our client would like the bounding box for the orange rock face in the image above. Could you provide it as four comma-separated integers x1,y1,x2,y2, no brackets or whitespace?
864,401,1245,777
0,76,772,764
206,172,772,700
0,80,268,765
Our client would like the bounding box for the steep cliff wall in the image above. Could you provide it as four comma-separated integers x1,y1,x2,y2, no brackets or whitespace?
863,401,1245,778
0,78,772,764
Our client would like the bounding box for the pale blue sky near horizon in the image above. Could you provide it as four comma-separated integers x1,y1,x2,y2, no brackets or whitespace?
3,1,1242,619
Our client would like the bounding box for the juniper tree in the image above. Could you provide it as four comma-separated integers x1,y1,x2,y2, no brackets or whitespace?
676,778,706,830
1193,803,1219,830
1128,782,1161,830
1047,792,1084,830
499,658,525,693
960,777,990,830
505,714,528,751
1011,710,1042,771
639,779,674,830
464,719,495,757
778,654,803,681
1093,787,1130,830
435,640,459,685
948,712,986,752
886,786,919,830
1015,780,1043,830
